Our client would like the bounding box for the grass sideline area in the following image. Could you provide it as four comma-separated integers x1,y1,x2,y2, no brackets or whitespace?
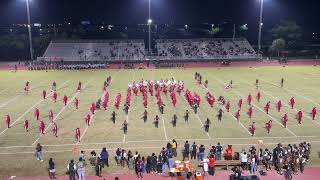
0,66,320,178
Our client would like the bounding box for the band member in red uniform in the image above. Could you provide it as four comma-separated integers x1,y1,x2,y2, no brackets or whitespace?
35,108,40,120
115,93,121,110
103,97,108,110
39,120,45,135
24,119,29,132
53,91,58,103
6,114,11,128
250,122,256,136
75,98,79,109
266,120,273,134
290,97,295,109
49,109,54,121
297,110,303,124
91,103,96,114
277,100,282,112
238,99,243,110
283,113,288,128
63,95,68,106
256,91,261,102
265,101,271,114
53,123,58,137
42,90,47,99
248,106,253,119
236,110,241,121
247,94,252,105
226,101,231,112
75,128,81,142
311,107,317,120
86,113,91,126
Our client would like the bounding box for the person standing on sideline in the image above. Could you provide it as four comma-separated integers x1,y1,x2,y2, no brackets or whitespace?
172,139,178,157
183,141,190,160
136,155,144,178
36,143,43,162
77,157,86,180
48,158,56,180
215,142,223,160
67,160,77,180
191,142,198,160
208,155,215,176
100,147,109,168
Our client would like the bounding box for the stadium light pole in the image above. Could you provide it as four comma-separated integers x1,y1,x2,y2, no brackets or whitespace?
258,0,264,53
26,0,34,60
148,0,152,55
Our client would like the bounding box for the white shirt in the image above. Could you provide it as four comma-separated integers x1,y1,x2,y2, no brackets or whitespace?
240,153,248,163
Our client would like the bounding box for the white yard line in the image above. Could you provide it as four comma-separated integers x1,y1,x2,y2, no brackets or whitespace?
32,80,92,146
260,78,320,107
0,80,70,137
3,139,320,155
0,135,318,149
212,76,298,137
239,79,320,127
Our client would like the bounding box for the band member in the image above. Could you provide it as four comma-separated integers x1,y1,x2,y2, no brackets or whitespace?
265,101,271,114
238,99,243,110
91,102,95,114
75,98,79,109
290,97,295,109
86,113,91,126
247,94,252,105
311,107,317,120
24,81,30,93
35,108,40,120
266,120,273,134
53,91,58,103
52,81,57,91
184,110,189,122
193,103,198,114
24,119,29,132
172,114,177,127
217,109,224,121
250,122,256,136
255,79,259,88
103,96,109,110
77,81,82,91
204,118,211,132
257,91,261,102
281,78,284,88
226,101,231,112
235,110,241,121
53,123,58,137
283,113,288,128
75,128,81,142
122,120,128,134
297,110,303,124
111,111,116,124
115,93,121,110
248,106,253,119
154,115,159,128
204,80,208,88
49,109,54,121
143,110,148,123
159,104,165,114
277,100,282,112
39,120,45,135
63,95,68,106
42,90,47,99
6,114,11,128
124,103,130,115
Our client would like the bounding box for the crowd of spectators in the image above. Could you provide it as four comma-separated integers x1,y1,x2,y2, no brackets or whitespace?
34,140,311,179
156,38,257,60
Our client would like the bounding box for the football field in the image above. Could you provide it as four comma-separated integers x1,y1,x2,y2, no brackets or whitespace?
0,66,320,177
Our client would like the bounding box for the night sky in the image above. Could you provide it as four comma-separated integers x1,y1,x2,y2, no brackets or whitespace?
0,0,319,33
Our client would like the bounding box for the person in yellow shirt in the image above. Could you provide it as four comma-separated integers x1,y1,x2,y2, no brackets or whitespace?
172,139,178,157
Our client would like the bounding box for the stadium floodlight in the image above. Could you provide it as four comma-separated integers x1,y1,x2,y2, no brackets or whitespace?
258,0,264,53
147,0,152,55
25,0,34,60
148,19,153,24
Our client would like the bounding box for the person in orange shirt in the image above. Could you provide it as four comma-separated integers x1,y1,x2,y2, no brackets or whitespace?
225,145,233,160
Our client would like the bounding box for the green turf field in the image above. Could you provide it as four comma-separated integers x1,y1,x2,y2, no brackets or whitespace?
0,66,319,177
